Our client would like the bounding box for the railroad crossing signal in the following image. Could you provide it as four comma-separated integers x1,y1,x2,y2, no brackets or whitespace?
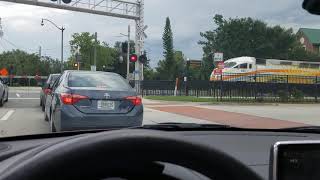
130,54,138,63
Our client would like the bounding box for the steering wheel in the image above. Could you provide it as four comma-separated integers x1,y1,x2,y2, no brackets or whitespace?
0,130,262,180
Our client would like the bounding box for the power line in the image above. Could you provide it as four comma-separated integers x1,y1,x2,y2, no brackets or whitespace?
2,37,21,49
0,41,7,51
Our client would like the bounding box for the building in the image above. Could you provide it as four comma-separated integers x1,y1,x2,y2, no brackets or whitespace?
297,28,320,54
187,59,202,68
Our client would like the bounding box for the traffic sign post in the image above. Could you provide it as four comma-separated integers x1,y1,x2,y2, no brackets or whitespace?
214,69,223,75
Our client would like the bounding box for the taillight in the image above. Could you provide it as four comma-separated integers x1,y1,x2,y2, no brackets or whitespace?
44,88,52,95
60,93,88,105
125,96,142,106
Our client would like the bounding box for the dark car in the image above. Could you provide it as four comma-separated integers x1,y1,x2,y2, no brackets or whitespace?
44,70,143,132
0,77,9,106
40,74,60,111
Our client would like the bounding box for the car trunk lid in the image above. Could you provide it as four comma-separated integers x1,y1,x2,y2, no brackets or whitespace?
69,87,138,114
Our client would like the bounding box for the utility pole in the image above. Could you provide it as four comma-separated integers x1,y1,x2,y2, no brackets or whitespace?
61,26,64,73
38,46,42,59
93,32,97,71
0,18,3,38
127,25,130,79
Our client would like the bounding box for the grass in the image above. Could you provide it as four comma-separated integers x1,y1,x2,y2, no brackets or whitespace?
144,96,319,104
144,96,216,102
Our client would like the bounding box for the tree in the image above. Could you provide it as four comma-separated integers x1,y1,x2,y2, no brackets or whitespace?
69,32,118,71
199,14,320,78
157,17,176,80
0,49,62,76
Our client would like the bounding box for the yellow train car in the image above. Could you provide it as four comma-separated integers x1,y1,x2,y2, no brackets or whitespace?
210,57,320,84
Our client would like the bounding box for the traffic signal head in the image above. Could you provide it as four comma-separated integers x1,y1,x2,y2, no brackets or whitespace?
121,42,128,54
139,54,147,64
73,63,78,67
130,54,138,63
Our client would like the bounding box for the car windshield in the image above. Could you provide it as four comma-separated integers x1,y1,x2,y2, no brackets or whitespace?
224,62,237,68
0,0,319,138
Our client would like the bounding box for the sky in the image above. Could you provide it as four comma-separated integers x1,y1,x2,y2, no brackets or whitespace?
0,0,319,68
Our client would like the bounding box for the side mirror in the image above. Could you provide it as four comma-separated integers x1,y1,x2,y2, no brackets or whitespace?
44,84,53,95
3,79,9,85
303,0,320,15
44,88,52,95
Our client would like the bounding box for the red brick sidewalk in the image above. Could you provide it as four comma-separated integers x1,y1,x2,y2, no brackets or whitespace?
150,106,307,129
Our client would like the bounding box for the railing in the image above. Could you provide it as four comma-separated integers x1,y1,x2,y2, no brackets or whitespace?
0,76,48,87
139,74,320,103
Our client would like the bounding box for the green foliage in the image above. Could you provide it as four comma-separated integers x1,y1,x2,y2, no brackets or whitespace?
199,15,320,77
291,88,304,100
277,90,289,102
157,17,177,80
157,50,185,80
145,96,216,102
143,67,157,80
69,32,118,71
0,49,62,76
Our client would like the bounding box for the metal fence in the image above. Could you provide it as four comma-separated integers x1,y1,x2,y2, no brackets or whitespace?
140,74,320,103
0,76,48,87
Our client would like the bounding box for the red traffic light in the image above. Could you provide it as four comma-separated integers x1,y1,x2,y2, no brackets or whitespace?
130,54,138,62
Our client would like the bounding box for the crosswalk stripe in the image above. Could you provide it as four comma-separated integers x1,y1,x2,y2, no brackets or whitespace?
0,110,15,121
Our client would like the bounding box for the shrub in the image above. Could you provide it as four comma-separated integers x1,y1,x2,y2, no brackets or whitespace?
278,90,289,102
291,88,304,100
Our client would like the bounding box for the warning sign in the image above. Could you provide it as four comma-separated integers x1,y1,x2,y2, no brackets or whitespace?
214,69,223,75
217,61,225,69
0,68,8,76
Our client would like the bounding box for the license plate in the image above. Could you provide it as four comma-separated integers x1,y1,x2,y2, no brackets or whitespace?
97,100,115,110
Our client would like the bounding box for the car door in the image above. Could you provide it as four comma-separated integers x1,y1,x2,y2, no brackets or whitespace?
45,76,61,120
0,79,5,100
0,78,6,91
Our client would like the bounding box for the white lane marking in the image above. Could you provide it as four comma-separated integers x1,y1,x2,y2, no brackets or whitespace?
0,110,15,121
9,98,39,100
16,93,20,98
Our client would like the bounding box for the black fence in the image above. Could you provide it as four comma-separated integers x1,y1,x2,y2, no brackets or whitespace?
140,74,320,103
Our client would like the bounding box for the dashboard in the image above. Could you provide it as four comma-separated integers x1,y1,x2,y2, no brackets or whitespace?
0,130,320,179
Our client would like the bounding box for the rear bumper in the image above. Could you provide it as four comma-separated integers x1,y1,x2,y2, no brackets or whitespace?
59,105,143,131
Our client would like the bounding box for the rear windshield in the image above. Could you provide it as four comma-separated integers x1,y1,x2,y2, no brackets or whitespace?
68,72,132,91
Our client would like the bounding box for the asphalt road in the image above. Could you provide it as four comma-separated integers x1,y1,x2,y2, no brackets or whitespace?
0,87,213,137
1,87,319,138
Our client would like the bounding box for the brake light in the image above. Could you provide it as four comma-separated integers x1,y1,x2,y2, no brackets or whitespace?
125,96,142,106
60,93,88,105
44,88,52,95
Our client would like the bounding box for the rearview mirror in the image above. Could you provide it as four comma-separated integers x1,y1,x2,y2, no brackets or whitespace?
303,0,320,15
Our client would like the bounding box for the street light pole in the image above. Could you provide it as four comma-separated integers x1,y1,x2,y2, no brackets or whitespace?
41,18,65,73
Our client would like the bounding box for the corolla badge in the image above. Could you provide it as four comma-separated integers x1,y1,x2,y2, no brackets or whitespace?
104,93,111,99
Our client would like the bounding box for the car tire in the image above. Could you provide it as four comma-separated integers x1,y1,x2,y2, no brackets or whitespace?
50,112,56,133
41,104,45,112
44,109,49,122
0,94,4,107
4,92,8,102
